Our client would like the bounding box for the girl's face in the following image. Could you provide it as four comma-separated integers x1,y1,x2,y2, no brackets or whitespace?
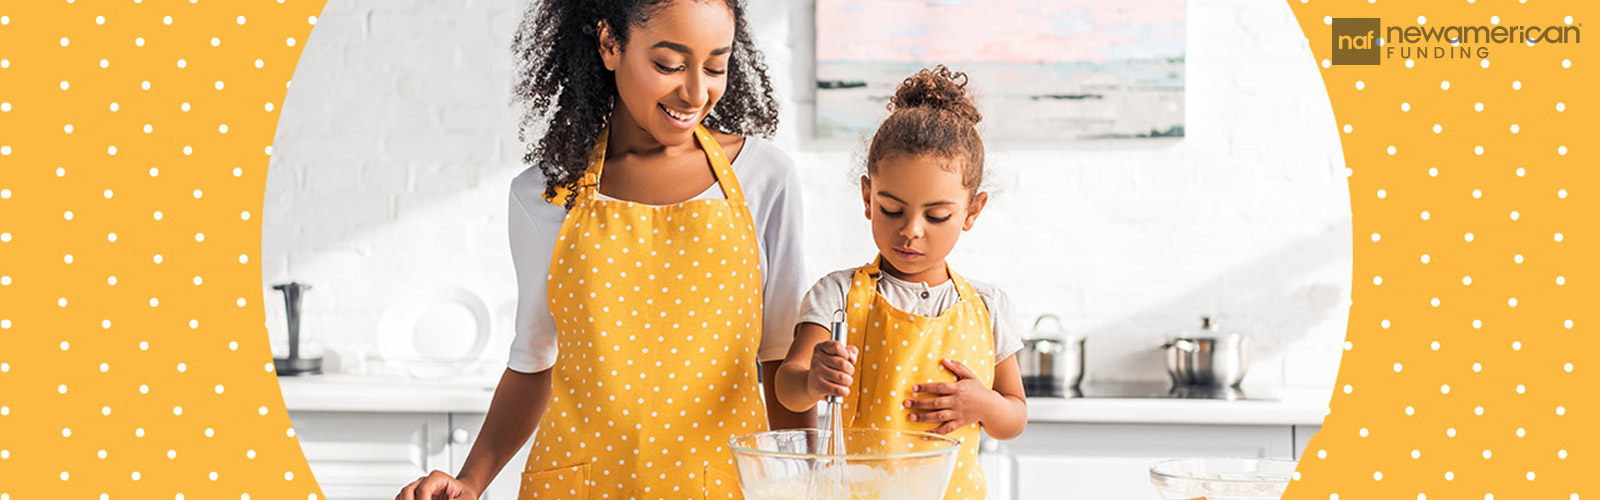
599,1,735,147
861,155,988,282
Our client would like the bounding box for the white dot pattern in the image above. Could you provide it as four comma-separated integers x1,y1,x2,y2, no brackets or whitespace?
523,126,763,500
838,258,996,500
1288,2,1586,499
0,1,323,498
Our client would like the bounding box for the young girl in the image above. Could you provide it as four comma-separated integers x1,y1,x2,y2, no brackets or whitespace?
398,1,809,499
776,66,1028,500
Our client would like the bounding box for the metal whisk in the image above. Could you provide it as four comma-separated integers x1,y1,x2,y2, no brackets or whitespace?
807,311,851,499
824,312,850,497
825,312,848,455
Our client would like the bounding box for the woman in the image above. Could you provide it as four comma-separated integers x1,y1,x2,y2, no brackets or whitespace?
396,1,807,498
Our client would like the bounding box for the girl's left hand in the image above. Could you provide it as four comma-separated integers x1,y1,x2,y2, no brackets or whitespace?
904,359,995,435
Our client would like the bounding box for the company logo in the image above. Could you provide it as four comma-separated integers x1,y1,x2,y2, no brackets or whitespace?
1331,17,1581,65
1333,18,1381,65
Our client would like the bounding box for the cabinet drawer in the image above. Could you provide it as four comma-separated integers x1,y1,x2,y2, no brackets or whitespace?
289,411,450,500
1016,454,1170,500
1293,425,1322,460
1006,423,1293,500
450,413,533,500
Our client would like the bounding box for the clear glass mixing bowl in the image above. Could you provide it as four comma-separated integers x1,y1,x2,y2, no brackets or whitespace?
729,428,962,500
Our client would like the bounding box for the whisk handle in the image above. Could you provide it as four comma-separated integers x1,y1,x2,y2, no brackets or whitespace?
825,320,847,404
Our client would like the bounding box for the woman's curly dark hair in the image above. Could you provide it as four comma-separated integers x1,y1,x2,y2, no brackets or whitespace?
511,0,780,206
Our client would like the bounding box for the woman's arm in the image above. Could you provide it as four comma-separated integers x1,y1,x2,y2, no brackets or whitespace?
397,368,551,500
735,137,818,426
456,368,552,490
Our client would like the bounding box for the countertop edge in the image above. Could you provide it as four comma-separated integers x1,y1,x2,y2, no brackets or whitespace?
277,376,1332,425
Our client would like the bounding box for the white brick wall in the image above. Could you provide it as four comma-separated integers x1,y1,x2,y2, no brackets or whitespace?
266,0,1351,387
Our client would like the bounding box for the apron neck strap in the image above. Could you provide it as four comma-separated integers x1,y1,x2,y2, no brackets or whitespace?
570,124,746,203
693,125,747,203
856,256,976,303
538,128,608,206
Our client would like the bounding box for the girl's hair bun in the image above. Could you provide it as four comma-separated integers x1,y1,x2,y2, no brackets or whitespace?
887,65,981,125
866,64,986,198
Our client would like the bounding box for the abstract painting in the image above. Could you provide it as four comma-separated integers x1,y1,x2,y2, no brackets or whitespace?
816,0,1186,141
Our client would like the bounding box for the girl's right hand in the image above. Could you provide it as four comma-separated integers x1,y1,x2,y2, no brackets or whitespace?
809,340,859,400
396,470,479,500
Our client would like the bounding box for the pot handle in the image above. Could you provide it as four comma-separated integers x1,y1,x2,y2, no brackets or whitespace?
1032,314,1066,333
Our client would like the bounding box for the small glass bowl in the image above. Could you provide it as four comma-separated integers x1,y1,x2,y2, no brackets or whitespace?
1149,457,1298,500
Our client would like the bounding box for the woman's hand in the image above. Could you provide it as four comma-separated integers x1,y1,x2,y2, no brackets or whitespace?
905,359,1001,435
808,340,859,401
396,470,480,500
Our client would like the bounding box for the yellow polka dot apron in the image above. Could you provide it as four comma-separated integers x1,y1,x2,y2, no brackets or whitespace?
520,125,766,500
841,258,996,500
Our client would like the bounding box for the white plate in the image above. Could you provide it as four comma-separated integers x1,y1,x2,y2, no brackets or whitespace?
376,286,491,379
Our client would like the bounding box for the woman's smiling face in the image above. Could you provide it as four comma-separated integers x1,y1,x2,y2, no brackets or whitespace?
599,1,735,147
862,154,988,282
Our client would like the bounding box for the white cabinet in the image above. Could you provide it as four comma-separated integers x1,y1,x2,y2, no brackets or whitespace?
991,422,1294,500
290,412,450,500
292,411,531,500
449,413,534,500
291,412,1314,500
1292,425,1321,460
978,437,1012,500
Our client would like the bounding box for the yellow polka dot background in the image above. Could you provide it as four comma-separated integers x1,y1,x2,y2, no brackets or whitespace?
2,0,1596,498
0,1,327,498
1285,1,1594,499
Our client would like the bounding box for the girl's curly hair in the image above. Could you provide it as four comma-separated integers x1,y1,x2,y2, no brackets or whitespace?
511,0,779,206
866,65,985,198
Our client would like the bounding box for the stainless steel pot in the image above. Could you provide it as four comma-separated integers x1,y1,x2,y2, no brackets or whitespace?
1162,317,1249,387
1019,315,1084,397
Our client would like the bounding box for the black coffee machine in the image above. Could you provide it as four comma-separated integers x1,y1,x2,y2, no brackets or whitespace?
272,282,322,375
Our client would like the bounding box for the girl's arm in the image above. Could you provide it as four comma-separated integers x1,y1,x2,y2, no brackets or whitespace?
979,355,1028,439
775,322,856,412
763,360,818,429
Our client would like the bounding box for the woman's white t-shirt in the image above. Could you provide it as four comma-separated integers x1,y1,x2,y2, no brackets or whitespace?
506,136,806,373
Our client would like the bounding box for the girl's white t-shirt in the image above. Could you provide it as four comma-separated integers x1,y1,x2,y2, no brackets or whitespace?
506,136,806,373
796,268,1025,364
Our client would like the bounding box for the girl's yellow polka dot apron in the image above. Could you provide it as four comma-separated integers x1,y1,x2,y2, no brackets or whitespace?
841,258,996,500
520,125,766,500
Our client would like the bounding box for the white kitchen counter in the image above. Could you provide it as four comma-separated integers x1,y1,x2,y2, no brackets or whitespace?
1024,386,1332,426
278,374,1331,426
276,374,498,413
